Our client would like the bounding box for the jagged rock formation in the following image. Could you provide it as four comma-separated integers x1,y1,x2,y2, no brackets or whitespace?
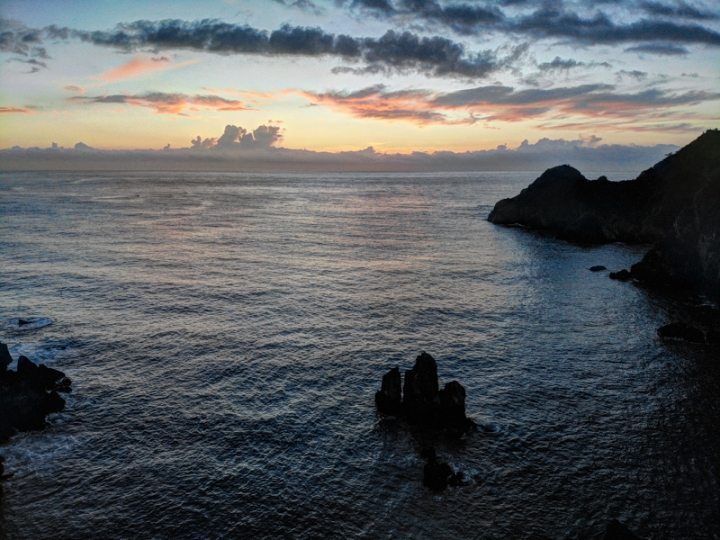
0,341,72,443
488,130,720,301
375,352,475,434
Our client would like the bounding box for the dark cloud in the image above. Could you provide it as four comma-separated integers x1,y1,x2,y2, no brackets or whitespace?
431,83,617,107
394,0,504,34
69,19,520,79
1,18,53,71
9,57,48,72
639,1,718,21
538,56,584,71
271,0,323,14
616,69,649,81
433,84,719,115
339,1,720,47
357,30,515,78
4,5,718,83
351,0,395,12
536,56,611,72
508,7,720,46
0,19,43,55
624,43,689,54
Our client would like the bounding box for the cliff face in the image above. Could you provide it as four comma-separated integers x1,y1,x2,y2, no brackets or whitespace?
488,130,720,300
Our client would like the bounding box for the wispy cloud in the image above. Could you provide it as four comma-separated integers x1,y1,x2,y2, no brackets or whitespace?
299,85,475,125
624,43,689,55
94,54,172,81
70,92,251,115
537,56,611,72
0,106,35,114
298,83,720,127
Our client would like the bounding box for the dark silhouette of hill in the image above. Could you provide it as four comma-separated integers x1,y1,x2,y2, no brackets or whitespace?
488,129,720,300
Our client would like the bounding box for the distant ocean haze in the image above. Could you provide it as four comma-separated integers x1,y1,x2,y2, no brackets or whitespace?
0,170,718,539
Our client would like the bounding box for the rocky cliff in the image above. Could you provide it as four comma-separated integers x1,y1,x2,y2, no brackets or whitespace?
488,130,720,301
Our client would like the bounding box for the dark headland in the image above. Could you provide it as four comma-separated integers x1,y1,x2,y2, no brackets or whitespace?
488,129,720,303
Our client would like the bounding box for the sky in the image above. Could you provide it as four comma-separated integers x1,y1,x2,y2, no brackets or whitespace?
0,0,718,171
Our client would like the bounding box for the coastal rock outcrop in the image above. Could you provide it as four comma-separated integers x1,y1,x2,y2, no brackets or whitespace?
375,352,475,434
487,165,659,244
0,341,71,443
488,130,720,301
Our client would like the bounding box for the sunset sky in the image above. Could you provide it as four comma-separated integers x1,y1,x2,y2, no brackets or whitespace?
1,0,718,170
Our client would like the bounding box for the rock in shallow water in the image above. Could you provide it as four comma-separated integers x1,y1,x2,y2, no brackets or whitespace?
0,341,70,443
604,519,644,540
421,446,469,492
376,352,475,435
657,323,706,343
609,269,633,282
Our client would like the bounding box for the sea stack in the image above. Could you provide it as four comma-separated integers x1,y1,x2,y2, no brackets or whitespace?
375,352,475,434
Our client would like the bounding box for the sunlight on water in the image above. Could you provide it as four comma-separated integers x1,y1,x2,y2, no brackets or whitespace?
0,171,718,539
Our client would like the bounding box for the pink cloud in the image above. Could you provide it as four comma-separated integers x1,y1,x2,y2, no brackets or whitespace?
95,55,170,81
0,107,34,114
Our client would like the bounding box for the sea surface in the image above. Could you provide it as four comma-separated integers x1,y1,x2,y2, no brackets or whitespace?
1,171,719,540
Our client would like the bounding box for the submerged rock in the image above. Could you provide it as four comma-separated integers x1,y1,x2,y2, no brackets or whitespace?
604,519,644,540
589,265,607,272
705,329,720,344
420,446,469,492
0,341,70,444
376,352,475,435
609,269,633,282
421,446,452,491
657,323,705,343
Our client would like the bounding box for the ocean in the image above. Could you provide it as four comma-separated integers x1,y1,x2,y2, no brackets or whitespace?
1,171,718,539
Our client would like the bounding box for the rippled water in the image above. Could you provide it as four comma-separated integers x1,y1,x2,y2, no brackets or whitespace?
1,171,719,540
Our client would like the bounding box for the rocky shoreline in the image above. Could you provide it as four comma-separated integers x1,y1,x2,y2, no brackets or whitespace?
488,130,720,304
